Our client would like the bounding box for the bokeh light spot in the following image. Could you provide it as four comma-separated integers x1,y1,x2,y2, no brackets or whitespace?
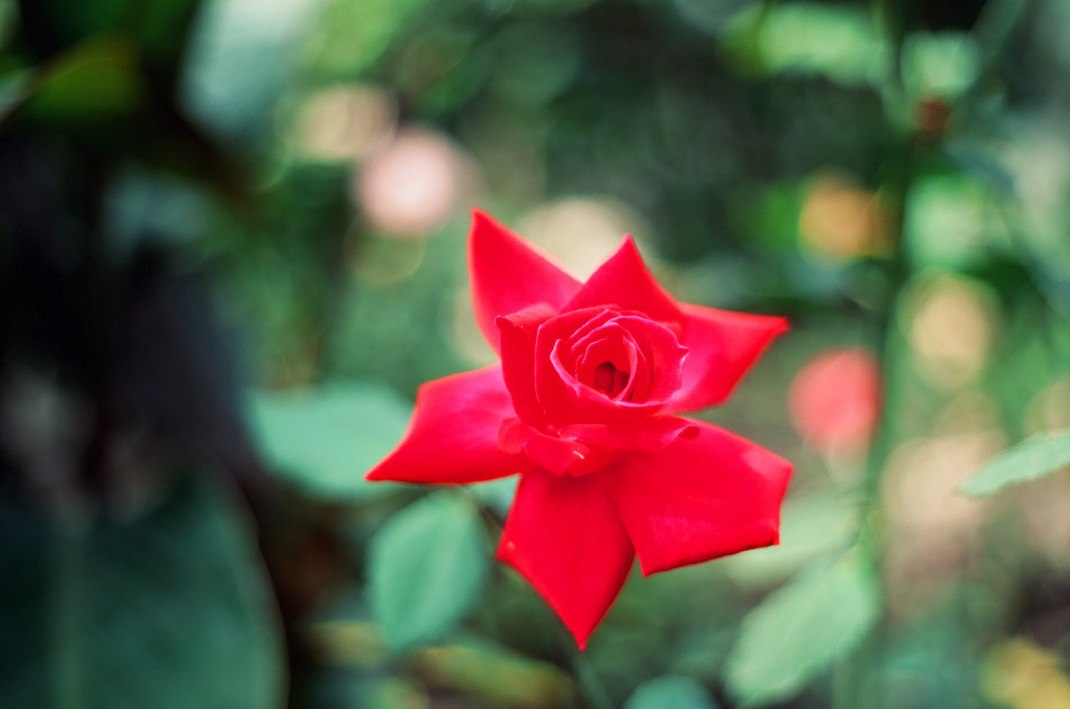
355,128,477,238
295,84,396,162
788,346,881,454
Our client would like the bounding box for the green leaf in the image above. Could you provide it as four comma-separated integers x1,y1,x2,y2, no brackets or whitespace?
369,492,489,650
0,474,285,708
725,558,880,706
22,38,145,120
959,429,1070,498
625,676,720,709
249,381,411,500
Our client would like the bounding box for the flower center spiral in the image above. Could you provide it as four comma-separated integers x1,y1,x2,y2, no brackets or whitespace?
592,361,630,399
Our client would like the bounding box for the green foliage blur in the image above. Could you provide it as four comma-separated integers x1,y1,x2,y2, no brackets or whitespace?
1,0,1069,707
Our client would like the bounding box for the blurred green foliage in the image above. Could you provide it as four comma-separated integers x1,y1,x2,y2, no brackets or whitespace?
1,0,1069,707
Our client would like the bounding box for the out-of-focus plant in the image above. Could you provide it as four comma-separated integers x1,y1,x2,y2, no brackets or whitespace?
3,0,1070,707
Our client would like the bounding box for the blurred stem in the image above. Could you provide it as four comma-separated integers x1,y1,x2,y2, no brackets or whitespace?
570,649,614,709
833,140,915,709
50,524,86,709
855,135,915,561
836,0,923,696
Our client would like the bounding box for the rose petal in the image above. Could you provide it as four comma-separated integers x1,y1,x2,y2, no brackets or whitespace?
564,236,682,323
497,305,556,427
609,315,688,401
366,365,522,484
497,471,634,649
602,421,792,575
548,339,664,422
573,328,635,397
536,309,666,424
469,210,581,352
559,416,698,453
668,304,789,412
498,417,603,476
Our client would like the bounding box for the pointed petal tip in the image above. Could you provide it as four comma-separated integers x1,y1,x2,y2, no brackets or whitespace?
469,207,496,230
495,473,631,653
498,546,596,650
467,210,581,350
565,232,681,321
607,234,642,265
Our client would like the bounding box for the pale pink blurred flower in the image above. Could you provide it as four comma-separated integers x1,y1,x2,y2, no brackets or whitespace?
355,128,474,238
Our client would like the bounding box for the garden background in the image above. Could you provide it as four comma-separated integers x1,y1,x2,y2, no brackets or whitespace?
1,0,1069,707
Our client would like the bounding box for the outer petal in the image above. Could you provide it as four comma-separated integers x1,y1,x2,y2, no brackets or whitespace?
497,471,634,649
469,210,581,352
366,365,522,484
564,236,682,323
497,304,555,427
602,421,792,575
668,304,789,412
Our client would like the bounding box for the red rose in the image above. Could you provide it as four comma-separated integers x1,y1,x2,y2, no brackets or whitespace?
368,211,793,648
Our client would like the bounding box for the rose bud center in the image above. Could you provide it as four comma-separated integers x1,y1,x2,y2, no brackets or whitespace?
531,306,690,425
592,361,629,398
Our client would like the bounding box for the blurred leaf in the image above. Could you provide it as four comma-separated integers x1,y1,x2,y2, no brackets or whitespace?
489,22,581,108
18,0,201,71
181,0,323,144
741,3,889,86
0,70,30,122
407,640,577,707
249,381,412,500
902,32,981,100
104,170,212,255
944,142,1017,195
0,0,16,42
726,492,858,585
467,476,518,517
369,492,489,650
725,557,880,706
16,0,130,52
903,172,998,269
135,0,204,68
625,676,720,709
308,0,432,80
0,474,284,708
959,429,1070,498
21,37,145,120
